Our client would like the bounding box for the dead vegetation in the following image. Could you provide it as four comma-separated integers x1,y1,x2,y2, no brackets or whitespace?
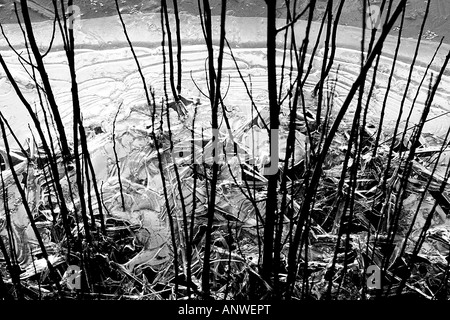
0,0,450,301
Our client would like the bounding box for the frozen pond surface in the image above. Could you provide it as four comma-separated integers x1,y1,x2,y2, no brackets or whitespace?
0,12,450,148
1,6,450,295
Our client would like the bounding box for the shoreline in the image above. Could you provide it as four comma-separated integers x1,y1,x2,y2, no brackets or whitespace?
0,13,448,67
